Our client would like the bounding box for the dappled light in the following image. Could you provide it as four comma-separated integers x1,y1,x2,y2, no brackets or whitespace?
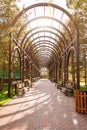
0,0,87,129
0,79,87,129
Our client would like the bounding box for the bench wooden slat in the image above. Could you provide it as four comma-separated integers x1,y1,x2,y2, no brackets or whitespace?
60,81,76,96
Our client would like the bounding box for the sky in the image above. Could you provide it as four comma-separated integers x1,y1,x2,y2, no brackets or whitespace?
17,0,67,10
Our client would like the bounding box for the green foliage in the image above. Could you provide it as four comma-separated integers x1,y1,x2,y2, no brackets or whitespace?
66,0,87,10
66,0,87,86
66,0,87,37
80,85,87,91
0,85,13,106
0,0,19,80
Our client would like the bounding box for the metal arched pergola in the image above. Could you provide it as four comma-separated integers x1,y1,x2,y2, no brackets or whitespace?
8,3,80,97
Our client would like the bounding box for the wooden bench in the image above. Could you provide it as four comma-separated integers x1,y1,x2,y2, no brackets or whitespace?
12,80,22,94
32,77,40,82
24,79,32,90
17,83,25,96
50,78,56,82
60,81,76,96
56,81,64,89
12,80,25,96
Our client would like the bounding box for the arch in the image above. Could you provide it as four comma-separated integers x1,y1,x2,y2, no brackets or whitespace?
67,46,76,82
26,40,61,54
22,30,66,49
21,26,68,46
17,16,72,41
9,2,80,91
11,47,21,80
24,35,62,54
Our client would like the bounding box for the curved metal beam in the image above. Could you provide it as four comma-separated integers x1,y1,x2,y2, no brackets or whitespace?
32,48,58,59
17,16,72,41
31,43,58,55
33,52,56,62
26,40,62,55
21,26,68,47
24,36,62,54
30,46,58,60
12,3,74,27
22,30,66,50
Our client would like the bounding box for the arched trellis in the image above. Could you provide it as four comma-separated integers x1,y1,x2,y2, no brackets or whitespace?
8,2,80,97
67,46,76,82
54,46,77,84
23,30,66,49
21,26,68,46
11,46,21,80
17,16,72,43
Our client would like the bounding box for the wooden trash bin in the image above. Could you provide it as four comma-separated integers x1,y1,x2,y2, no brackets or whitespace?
75,90,87,114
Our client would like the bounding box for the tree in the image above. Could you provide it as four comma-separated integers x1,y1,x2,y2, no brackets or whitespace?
66,0,87,86
0,0,19,94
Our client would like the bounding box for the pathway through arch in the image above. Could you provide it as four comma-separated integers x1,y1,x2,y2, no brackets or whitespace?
0,79,87,130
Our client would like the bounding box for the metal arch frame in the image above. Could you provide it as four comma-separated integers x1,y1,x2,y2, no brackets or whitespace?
11,46,21,79
66,46,76,82
25,40,60,59
11,46,21,63
24,35,62,54
31,47,58,60
67,46,76,65
30,43,58,55
26,39,58,61
12,2,79,61
32,56,55,66
29,46,58,60
22,30,66,49
30,41,59,50
16,16,72,42
27,40,61,53
29,47,57,60
12,2,79,66
39,58,52,64
21,26,68,47
12,3,75,28
27,47,58,61
10,2,80,89
12,38,40,71
33,52,56,62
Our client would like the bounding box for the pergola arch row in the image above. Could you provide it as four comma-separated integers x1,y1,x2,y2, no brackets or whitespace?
22,30,66,49
26,40,61,55
33,52,56,63
11,46,22,80
30,43,59,56
21,26,68,47
24,35,62,54
32,48,58,60
7,2,80,98
16,16,72,42
25,40,60,63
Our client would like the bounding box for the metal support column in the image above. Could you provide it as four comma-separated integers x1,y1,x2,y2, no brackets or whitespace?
8,33,12,97
55,63,58,83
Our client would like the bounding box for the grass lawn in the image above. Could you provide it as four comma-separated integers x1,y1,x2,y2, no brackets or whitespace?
0,86,15,106
80,85,87,91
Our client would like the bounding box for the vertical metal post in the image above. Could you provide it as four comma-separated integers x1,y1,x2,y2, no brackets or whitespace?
20,51,24,82
76,30,80,89
64,53,67,83
55,63,58,83
72,51,75,82
20,55,21,80
8,33,12,97
30,61,32,87
22,52,24,82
